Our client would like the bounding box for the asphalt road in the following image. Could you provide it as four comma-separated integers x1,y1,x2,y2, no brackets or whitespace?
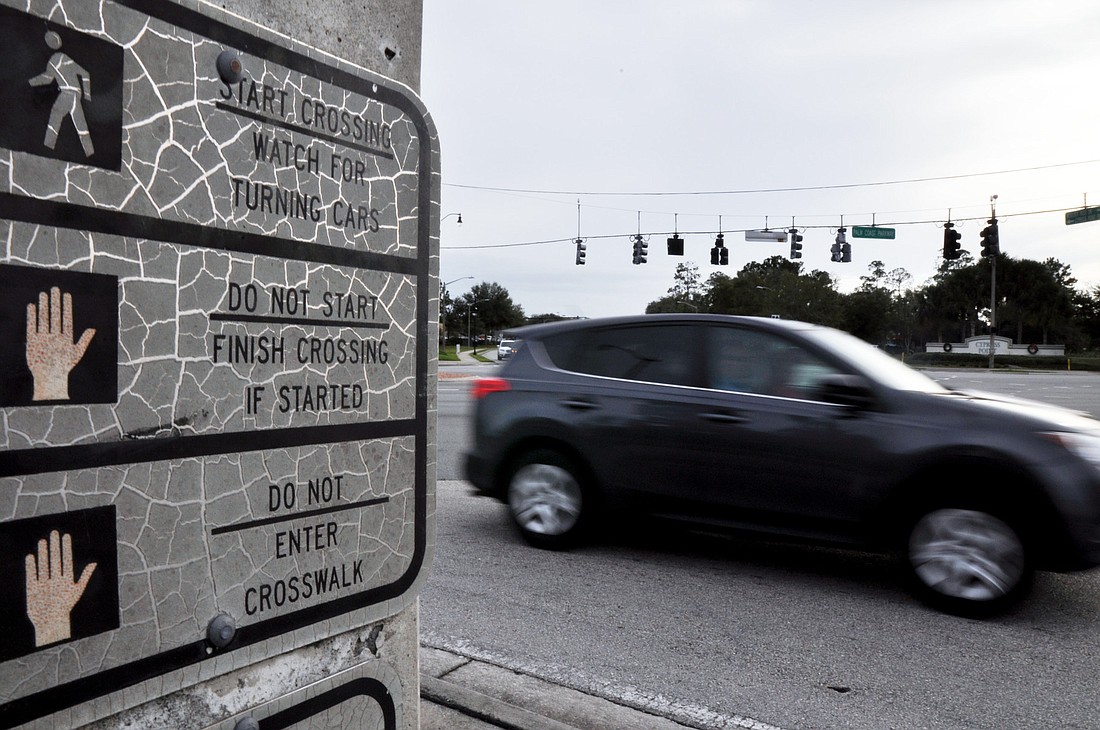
925,368,1100,417
426,367,1100,730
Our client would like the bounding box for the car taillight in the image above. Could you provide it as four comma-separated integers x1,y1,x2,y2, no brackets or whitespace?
471,377,511,400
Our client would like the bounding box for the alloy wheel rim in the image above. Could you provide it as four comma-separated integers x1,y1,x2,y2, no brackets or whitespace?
509,463,582,536
909,508,1025,602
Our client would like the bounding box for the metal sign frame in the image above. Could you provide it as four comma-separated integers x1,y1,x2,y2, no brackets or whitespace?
0,1,435,726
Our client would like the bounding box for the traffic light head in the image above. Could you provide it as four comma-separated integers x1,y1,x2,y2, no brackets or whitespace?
631,234,648,264
980,218,1000,258
831,228,847,262
841,242,851,263
711,233,726,265
575,238,586,265
943,223,962,260
789,228,803,260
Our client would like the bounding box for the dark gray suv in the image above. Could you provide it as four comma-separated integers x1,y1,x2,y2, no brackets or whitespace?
464,314,1100,615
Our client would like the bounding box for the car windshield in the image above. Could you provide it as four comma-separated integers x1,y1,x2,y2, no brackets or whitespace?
802,326,947,394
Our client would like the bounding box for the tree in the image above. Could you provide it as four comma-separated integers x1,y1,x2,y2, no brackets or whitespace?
1073,288,1100,350
525,313,577,325
994,257,1075,345
843,260,914,346
646,262,705,313
702,257,843,325
919,258,987,343
443,281,525,345
842,287,894,344
643,251,1094,352
465,282,525,341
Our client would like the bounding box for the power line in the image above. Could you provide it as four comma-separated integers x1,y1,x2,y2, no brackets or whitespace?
443,159,1100,198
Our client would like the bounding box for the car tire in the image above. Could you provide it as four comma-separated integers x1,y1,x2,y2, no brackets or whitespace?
506,449,590,550
902,505,1032,617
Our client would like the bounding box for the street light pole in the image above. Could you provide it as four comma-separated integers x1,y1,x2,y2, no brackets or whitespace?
443,276,473,289
467,305,474,354
466,298,488,356
440,276,473,346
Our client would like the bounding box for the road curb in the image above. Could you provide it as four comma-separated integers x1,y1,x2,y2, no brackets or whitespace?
421,674,579,730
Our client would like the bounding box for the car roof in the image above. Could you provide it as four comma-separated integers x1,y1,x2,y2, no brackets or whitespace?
502,313,818,341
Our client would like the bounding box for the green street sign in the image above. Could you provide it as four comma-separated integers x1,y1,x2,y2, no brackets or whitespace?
1066,206,1100,225
851,226,896,239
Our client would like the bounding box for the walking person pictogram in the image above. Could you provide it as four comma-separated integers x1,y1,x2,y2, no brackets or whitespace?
28,30,95,157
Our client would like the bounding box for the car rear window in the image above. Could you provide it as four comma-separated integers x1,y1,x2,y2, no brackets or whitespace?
542,324,699,386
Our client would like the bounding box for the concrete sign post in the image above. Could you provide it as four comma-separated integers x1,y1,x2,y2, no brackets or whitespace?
0,1,438,728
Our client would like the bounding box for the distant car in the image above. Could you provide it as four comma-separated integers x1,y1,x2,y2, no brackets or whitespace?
464,314,1100,616
496,339,519,361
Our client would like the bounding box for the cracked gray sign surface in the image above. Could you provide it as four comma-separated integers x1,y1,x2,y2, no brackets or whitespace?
0,1,437,727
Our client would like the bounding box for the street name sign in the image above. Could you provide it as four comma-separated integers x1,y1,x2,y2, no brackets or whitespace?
0,1,437,727
851,226,896,239
1066,206,1100,226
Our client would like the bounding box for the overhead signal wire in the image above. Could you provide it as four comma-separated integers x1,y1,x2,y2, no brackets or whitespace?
440,204,1087,250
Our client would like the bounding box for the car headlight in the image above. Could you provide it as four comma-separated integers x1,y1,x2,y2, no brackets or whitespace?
1042,431,1100,472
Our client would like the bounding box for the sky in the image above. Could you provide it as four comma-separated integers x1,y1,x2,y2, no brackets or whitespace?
420,1,1100,320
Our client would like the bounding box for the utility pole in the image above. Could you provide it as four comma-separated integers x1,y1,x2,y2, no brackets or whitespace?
988,195,998,370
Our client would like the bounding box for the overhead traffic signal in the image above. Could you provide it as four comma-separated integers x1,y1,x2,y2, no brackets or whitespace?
980,218,1000,258
831,227,848,262
632,234,648,264
667,234,684,256
788,228,803,259
710,233,728,265
943,222,962,260
575,237,586,265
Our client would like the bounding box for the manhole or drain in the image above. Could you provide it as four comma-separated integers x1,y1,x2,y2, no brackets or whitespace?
827,685,852,694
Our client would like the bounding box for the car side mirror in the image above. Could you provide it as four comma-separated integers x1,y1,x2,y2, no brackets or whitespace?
818,374,876,410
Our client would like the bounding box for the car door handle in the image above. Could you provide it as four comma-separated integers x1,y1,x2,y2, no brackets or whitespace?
561,398,599,410
700,411,749,424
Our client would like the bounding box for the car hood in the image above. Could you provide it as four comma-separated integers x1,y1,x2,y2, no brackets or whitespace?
935,388,1100,434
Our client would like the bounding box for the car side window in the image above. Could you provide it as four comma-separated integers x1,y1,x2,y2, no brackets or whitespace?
707,326,842,399
544,324,697,386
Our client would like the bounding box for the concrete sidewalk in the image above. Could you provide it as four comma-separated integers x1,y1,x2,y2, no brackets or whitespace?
440,345,495,365
420,645,699,730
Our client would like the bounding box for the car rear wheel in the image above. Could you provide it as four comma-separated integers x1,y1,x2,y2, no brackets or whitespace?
506,449,588,549
904,506,1031,616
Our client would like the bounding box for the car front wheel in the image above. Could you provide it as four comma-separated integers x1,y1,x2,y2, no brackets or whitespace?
904,506,1032,616
506,449,588,549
